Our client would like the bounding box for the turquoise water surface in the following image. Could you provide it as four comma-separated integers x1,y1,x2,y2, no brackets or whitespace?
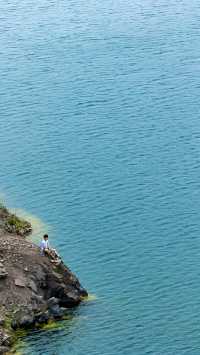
1,0,200,354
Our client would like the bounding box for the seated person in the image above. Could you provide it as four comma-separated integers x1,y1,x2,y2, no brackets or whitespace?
40,234,61,265
40,234,50,255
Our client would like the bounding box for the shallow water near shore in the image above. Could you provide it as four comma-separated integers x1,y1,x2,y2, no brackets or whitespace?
1,0,200,354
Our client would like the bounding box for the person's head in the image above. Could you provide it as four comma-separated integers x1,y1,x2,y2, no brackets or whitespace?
43,234,48,240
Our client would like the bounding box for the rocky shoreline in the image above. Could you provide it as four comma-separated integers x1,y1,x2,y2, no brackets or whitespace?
0,204,88,354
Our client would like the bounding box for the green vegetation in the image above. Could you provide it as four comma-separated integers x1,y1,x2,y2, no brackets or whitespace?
4,314,27,355
0,202,32,235
7,215,27,229
5,214,32,235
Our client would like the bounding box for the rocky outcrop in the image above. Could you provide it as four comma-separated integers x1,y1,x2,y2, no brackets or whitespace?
0,205,32,236
0,205,87,353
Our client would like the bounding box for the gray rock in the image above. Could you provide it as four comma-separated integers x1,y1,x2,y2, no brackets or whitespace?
47,297,63,319
14,278,26,287
0,267,8,279
10,319,18,331
35,311,49,324
48,305,63,319
2,334,11,347
18,314,35,328
60,307,69,316
11,307,35,329
28,280,37,293
47,297,59,308
0,319,5,326
0,346,10,354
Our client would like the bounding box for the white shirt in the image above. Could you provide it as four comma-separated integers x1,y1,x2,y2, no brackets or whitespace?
40,239,49,252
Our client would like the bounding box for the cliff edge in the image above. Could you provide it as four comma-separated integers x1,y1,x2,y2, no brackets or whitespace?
0,204,88,354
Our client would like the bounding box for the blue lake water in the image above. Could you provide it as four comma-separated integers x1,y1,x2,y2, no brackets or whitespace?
1,0,200,354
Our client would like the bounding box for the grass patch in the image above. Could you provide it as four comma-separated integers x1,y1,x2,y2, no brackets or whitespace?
7,215,28,229
5,214,32,236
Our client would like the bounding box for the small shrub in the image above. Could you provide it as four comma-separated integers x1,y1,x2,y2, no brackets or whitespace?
6,214,32,236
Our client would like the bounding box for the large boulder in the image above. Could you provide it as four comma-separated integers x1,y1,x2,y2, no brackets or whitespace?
47,298,64,319
11,307,35,330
